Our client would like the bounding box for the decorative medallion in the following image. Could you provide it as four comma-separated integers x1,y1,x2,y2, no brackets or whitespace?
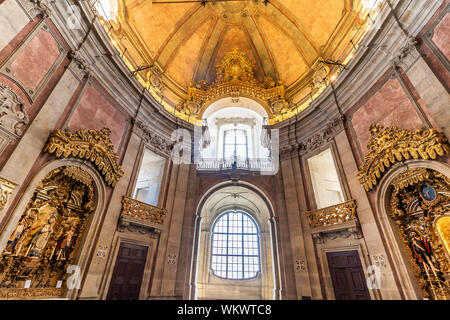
358,125,450,191
43,128,124,187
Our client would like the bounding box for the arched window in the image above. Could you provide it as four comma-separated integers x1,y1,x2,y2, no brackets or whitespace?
211,211,260,279
223,129,248,159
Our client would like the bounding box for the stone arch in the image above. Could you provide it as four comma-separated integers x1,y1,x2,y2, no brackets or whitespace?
189,180,280,300
375,159,450,300
0,158,107,299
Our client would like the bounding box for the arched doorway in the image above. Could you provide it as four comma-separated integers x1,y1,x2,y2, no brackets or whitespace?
191,182,279,300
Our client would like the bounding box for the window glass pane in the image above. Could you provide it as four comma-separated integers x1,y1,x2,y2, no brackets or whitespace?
211,211,260,279
307,148,344,209
133,148,166,206
223,129,247,159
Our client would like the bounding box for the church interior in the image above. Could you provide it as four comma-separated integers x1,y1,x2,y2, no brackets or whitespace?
0,0,448,301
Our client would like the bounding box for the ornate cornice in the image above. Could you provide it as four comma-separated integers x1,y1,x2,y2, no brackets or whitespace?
43,128,124,187
280,116,343,159
132,119,174,155
0,83,29,137
18,0,51,19
358,125,450,191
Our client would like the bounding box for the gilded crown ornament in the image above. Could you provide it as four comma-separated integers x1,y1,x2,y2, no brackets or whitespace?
357,125,450,191
43,128,124,187
180,48,289,118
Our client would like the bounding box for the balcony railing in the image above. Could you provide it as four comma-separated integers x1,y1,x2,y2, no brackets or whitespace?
196,157,274,171
121,196,167,225
306,200,357,228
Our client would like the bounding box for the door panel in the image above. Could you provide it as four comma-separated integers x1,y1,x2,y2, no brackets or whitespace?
327,251,371,300
106,243,148,300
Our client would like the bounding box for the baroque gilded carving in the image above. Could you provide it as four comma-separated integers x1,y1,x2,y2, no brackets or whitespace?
306,199,357,228
43,128,124,187
180,48,288,119
0,83,29,137
121,196,166,225
0,166,95,299
389,168,450,300
358,125,450,191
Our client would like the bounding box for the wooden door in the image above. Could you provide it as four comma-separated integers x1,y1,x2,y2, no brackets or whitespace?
326,250,371,300
106,243,148,300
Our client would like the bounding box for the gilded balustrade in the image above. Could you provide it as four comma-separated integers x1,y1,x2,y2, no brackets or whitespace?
121,196,167,225
306,200,357,228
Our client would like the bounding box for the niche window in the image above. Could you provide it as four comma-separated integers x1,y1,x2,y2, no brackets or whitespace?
307,148,344,209
211,211,260,279
223,129,248,159
133,148,166,206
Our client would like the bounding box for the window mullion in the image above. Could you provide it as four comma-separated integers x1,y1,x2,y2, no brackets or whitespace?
241,212,244,279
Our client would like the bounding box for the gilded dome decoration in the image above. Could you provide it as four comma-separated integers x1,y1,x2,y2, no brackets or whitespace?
93,0,384,124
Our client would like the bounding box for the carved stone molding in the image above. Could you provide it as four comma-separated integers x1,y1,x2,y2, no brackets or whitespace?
67,50,91,81
43,128,124,187
0,177,16,210
358,124,450,191
0,83,29,137
132,119,174,155
392,37,420,71
279,117,343,159
117,219,161,239
17,0,51,19
310,220,363,244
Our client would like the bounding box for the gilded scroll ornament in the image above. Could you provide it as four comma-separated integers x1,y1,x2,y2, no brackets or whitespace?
121,196,167,225
0,166,95,299
389,168,450,299
180,48,288,118
358,124,450,191
306,199,357,228
43,128,124,187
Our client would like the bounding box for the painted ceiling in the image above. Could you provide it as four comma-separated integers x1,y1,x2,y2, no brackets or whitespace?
99,0,380,124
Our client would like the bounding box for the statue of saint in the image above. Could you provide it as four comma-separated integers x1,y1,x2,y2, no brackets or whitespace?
5,208,37,255
27,217,56,258
408,230,441,275
55,226,77,261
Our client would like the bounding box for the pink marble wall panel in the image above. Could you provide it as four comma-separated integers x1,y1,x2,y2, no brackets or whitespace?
432,13,450,60
10,29,60,89
351,78,424,155
67,85,127,151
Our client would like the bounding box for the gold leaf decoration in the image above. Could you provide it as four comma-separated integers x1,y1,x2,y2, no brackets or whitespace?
121,196,167,225
306,200,357,228
43,128,124,187
358,125,450,191
181,48,288,117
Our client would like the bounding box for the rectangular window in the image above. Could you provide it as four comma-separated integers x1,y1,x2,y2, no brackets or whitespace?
307,148,344,209
133,148,166,206
223,129,248,159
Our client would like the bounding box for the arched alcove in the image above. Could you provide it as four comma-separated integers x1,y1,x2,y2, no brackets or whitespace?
0,158,107,299
375,160,450,300
190,182,279,300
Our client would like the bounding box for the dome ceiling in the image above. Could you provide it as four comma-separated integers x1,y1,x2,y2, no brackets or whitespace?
100,0,379,123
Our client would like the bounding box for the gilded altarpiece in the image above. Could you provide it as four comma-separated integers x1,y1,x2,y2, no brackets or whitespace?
389,168,450,300
0,166,96,299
